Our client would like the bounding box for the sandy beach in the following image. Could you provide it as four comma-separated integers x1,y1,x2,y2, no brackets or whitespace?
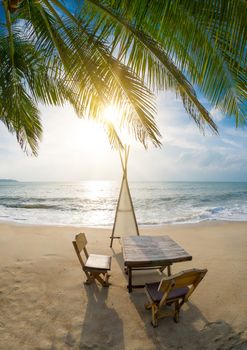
0,221,247,350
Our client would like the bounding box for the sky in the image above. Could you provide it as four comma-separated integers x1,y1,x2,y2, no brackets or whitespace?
0,91,247,182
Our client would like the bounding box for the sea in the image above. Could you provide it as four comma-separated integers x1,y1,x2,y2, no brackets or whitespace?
0,181,246,227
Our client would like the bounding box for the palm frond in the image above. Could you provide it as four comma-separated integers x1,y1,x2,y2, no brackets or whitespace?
86,0,246,127
22,0,161,147
1,0,246,156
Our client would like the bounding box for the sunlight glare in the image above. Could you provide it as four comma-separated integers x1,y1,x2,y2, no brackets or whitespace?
73,120,109,151
102,104,133,145
102,105,120,125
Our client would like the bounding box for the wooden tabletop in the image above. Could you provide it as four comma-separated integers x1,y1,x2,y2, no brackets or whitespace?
122,235,192,267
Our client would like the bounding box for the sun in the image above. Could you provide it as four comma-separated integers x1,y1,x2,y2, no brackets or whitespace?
102,105,120,125
102,104,134,145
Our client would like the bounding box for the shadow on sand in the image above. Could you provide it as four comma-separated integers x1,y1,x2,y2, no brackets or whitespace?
79,284,124,350
78,247,247,350
111,247,247,350
129,286,247,350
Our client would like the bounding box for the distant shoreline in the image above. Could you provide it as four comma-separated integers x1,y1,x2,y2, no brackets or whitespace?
0,179,18,183
0,180,247,183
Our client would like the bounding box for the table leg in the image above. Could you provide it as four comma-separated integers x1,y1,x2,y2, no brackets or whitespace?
159,266,166,273
127,267,132,293
167,264,171,276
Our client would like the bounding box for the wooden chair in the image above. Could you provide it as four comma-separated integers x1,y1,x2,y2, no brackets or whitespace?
72,233,111,287
145,268,207,327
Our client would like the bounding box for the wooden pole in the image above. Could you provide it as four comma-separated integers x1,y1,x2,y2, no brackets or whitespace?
110,146,139,248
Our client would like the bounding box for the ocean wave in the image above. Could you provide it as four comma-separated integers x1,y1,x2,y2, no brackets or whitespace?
1,181,247,226
0,196,92,203
5,204,61,210
159,197,176,202
200,192,247,202
206,206,225,214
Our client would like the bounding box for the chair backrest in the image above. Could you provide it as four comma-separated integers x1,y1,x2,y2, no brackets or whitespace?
72,233,89,268
158,268,207,304
74,233,87,252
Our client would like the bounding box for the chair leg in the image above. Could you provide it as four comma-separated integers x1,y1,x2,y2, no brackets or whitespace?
174,311,179,323
83,272,103,286
91,272,111,287
102,272,111,287
83,271,94,285
93,274,107,286
83,269,111,287
151,304,158,327
145,302,152,310
173,301,180,323
84,277,95,285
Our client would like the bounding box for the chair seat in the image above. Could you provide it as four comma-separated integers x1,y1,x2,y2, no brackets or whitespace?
85,254,111,271
145,282,189,303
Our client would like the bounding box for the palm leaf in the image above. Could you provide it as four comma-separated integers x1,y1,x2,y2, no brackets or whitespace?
85,0,246,127
21,0,161,146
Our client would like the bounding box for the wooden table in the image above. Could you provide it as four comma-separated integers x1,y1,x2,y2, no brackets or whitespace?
122,235,192,292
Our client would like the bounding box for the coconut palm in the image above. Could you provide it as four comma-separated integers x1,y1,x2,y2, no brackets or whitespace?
85,0,246,125
1,0,246,155
0,0,161,155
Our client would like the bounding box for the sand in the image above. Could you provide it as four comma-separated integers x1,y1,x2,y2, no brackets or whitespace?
0,221,247,350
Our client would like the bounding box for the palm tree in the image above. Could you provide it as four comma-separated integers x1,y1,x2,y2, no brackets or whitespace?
1,0,246,155
0,0,161,155
85,0,246,125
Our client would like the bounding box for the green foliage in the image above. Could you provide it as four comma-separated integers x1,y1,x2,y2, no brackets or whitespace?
85,0,246,127
0,0,161,154
1,0,246,155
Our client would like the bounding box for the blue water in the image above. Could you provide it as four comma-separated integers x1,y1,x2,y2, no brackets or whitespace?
0,181,246,226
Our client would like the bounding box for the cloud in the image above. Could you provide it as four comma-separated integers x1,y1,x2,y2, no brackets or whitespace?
1,92,247,182
221,138,241,148
210,107,225,122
